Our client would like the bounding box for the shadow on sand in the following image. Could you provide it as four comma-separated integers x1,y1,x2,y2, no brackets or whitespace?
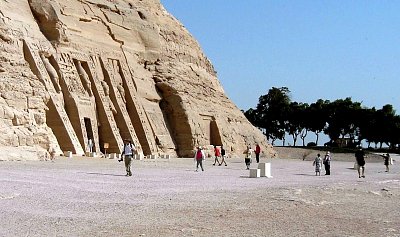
85,172,126,177
294,173,319,176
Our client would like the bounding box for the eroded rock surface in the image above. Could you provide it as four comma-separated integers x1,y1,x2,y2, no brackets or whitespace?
0,0,274,159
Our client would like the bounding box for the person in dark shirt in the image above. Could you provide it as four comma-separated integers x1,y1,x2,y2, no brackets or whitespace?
323,151,331,175
355,147,366,178
380,153,391,172
220,145,227,166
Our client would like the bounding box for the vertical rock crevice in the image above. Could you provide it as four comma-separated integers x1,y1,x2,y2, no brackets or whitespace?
156,82,193,157
22,40,42,83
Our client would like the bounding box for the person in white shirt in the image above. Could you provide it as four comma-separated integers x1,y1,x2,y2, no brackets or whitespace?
244,145,253,170
119,139,136,176
87,138,93,153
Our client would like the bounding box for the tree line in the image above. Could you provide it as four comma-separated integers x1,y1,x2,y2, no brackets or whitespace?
244,87,400,149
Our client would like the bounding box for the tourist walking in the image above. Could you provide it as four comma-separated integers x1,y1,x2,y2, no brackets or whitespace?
87,138,93,153
355,147,366,178
119,139,136,176
255,143,261,163
323,151,331,175
194,146,205,171
213,145,221,166
220,145,227,166
244,145,253,170
313,153,323,176
381,153,391,172
49,146,56,162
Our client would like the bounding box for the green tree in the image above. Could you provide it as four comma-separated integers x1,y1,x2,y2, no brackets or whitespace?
358,107,378,148
286,102,309,146
243,108,258,127
374,104,397,148
324,98,362,145
388,115,400,149
245,87,400,149
253,87,291,145
306,99,329,146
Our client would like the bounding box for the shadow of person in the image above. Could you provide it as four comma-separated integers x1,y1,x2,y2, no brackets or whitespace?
85,172,127,177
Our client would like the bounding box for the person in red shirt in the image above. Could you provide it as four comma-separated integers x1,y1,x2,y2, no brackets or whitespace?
255,144,261,163
213,145,221,166
194,146,205,172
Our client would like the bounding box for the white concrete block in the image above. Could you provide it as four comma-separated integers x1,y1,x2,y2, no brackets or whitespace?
64,151,72,158
149,155,157,159
249,168,260,178
258,163,273,178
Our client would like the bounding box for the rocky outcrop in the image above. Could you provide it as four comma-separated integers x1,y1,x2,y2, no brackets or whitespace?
0,0,274,159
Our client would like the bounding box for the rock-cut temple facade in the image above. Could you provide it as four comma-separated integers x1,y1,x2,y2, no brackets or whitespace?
0,0,274,160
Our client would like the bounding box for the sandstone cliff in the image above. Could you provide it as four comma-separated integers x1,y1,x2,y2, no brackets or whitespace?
0,0,274,160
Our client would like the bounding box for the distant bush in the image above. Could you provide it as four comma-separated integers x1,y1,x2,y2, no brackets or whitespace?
307,142,317,147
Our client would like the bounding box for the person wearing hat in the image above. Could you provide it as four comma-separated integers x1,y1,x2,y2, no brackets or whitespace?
119,139,136,176
323,151,331,175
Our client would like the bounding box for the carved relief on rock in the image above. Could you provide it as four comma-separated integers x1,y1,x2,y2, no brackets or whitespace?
0,0,275,160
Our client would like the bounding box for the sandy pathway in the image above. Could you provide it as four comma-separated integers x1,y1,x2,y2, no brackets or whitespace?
1,156,399,237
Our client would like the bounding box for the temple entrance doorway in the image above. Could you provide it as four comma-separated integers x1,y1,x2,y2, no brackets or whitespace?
84,117,94,152
210,120,222,146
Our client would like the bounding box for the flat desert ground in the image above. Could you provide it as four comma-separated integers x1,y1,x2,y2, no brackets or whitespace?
1,148,399,237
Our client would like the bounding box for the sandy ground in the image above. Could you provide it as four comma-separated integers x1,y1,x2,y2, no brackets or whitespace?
1,151,399,237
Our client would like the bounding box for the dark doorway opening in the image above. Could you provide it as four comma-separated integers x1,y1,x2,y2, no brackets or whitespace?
210,120,222,146
84,117,94,151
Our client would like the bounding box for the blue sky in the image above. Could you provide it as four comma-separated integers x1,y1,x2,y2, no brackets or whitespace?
161,0,400,114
